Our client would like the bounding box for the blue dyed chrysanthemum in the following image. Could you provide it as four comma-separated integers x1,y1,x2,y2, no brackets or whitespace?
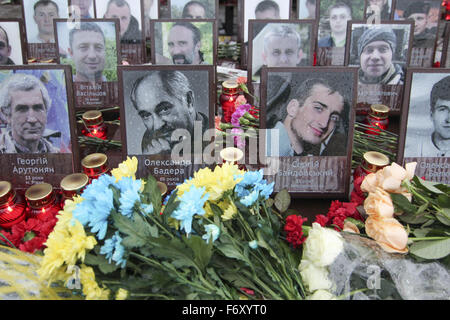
100,231,126,268
202,224,220,244
116,177,143,218
234,169,274,207
171,186,209,235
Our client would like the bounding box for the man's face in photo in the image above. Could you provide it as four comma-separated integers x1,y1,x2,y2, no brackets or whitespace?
255,8,280,19
408,13,428,35
72,0,93,17
329,7,351,35
105,2,131,37
8,87,47,147
0,29,12,65
262,34,302,67
369,0,387,10
69,30,106,81
34,3,59,36
168,25,200,64
360,40,393,79
290,84,344,146
306,0,315,18
183,3,206,19
134,76,195,147
431,98,450,140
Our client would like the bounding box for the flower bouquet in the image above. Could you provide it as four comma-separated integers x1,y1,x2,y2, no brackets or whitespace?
37,157,306,300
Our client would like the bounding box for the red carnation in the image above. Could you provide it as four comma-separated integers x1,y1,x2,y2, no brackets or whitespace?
284,215,308,248
314,214,329,227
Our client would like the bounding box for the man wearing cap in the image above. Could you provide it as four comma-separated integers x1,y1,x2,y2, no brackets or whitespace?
403,1,436,48
357,26,404,85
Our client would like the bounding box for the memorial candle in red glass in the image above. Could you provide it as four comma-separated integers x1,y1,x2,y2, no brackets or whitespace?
60,173,89,203
0,181,27,229
353,151,390,181
25,183,61,221
365,104,390,135
81,110,108,140
220,80,240,123
81,153,110,183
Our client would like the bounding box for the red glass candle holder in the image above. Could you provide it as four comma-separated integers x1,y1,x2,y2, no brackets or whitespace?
81,110,108,140
0,181,27,229
353,151,390,181
220,80,240,123
60,173,89,203
81,153,110,183
25,183,61,221
365,104,390,135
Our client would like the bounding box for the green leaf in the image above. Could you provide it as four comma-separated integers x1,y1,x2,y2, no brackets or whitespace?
397,212,429,225
84,253,119,274
111,212,157,249
416,202,429,214
183,235,213,272
413,176,445,195
390,193,417,215
274,189,291,213
150,237,197,269
412,228,431,238
143,174,162,214
209,203,223,217
436,210,450,226
265,198,274,208
216,244,248,264
437,194,450,209
409,238,450,260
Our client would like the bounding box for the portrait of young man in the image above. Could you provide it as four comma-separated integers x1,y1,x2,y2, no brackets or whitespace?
99,0,142,44
0,25,15,65
351,25,409,85
25,0,66,44
404,74,450,158
70,0,94,19
154,21,214,66
125,69,210,156
0,73,61,154
318,1,352,48
250,22,312,82
298,0,316,19
265,75,350,157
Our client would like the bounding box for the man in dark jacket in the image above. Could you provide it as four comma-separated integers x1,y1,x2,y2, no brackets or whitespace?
104,0,142,44
404,1,436,48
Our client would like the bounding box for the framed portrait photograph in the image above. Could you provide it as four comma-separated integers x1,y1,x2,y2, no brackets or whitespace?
151,19,217,66
69,0,96,19
95,0,146,64
0,20,27,66
398,68,450,184
118,65,215,187
316,0,365,66
168,0,218,19
297,0,318,20
393,0,441,67
54,19,121,109
260,66,357,198
0,65,80,189
345,21,413,114
143,0,160,41
22,0,69,61
364,0,395,21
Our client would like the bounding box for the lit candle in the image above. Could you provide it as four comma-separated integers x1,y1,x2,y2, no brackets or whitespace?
81,153,110,183
60,173,89,202
365,104,390,135
25,183,61,221
0,181,27,229
81,110,108,140
353,151,390,181
220,80,240,123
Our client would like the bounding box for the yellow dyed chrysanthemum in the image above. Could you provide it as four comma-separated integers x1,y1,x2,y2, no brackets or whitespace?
115,288,129,300
79,265,110,300
111,156,138,182
221,200,238,221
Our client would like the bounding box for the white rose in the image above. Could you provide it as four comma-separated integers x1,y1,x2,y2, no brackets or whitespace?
303,223,344,267
299,260,332,292
307,289,337,300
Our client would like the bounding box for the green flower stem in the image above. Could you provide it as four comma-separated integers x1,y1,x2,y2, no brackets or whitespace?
129,293,174,300
409,236,449,241
241,269,282,300
142,209,175,240
0,232,17,249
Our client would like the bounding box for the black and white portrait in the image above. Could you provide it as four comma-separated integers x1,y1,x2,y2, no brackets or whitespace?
169,0,217,19
347,23,412,86
23,0,69,44
298,0,317,19
365,0,393,21
242,0,291,43
121,67,212,156
249,21,313,82
69,0,95,19
0,21,25,66
153,20,215,66
264,68,354,157
404,72,450,159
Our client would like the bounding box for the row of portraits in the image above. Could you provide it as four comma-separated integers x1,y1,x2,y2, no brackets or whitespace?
0,64,448,197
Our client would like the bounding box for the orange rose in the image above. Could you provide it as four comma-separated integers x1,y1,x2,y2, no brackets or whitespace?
361,172,378,194
364,187,394,218
365,216,408,254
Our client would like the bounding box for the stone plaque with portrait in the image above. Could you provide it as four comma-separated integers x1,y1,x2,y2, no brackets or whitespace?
345,21,413,114
364,0,395,22
398,68,450,184
316,0,365,66
394,0,441,67
247,19,315,103
118,65,216,188
0,19,27,66
95,0,146,64
54,19,121,109
22,0,69,61
167,0,218,19
260,66,357,198
150,19,217,66
0,65,80,189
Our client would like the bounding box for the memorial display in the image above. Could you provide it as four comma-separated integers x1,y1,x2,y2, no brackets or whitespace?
0,0,448,303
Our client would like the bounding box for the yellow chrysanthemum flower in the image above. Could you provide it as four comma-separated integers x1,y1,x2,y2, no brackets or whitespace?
115,288,129,300
79,265,110,300
221,200,238,221
111,156,138,182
